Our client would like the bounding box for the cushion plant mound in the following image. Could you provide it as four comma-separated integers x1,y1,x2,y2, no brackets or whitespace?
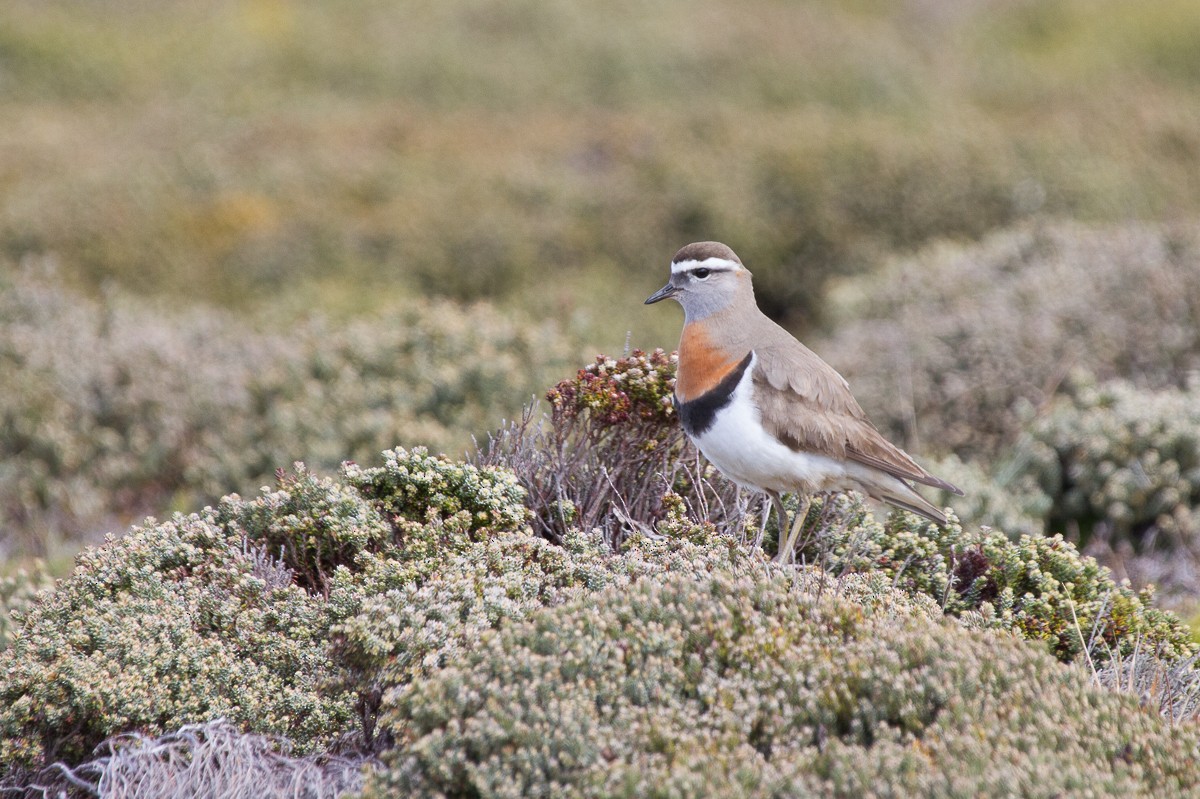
371,572,1200,798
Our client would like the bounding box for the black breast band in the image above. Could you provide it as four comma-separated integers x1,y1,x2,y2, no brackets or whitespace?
675,352,753,437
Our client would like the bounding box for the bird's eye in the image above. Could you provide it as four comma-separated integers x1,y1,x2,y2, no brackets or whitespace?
693,268,711,280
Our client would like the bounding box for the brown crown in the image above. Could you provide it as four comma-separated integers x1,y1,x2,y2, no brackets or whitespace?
671,241,743,266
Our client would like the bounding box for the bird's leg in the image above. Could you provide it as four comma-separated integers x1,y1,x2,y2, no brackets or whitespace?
778,494,812,565
753,493,771,549
766,490,789,562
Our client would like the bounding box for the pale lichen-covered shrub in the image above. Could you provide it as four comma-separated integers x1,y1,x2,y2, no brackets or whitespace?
369,572,1200,798
0,508,357,770
5,342,1198,794
925,453,1051,539
1021,378,1200,553
0,445,538,776
819,221,1200,457
330,497,764,745
0,266,573,556
223,448,538,744
330,532,606,728
344,447,530,536
0,560,55,651
805,496,1196,663
3,434,1197,793
222,464,394,596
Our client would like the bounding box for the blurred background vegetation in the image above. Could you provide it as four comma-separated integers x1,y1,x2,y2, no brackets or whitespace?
3,0,1200,607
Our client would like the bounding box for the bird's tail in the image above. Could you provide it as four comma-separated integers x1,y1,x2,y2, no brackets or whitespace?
873,482,949,526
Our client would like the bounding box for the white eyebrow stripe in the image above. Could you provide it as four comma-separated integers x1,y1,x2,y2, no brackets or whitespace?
670,257,741,275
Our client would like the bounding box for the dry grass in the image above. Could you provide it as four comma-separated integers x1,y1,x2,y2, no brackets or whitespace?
20,721,368,799
1093,647,1200,726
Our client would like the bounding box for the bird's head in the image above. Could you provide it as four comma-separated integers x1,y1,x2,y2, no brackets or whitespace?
644,241,754,321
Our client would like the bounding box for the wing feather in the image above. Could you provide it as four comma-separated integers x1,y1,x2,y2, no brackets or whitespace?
751,334,963,496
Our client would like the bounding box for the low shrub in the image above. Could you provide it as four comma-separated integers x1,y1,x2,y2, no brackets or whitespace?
345,446,531,537
803,496,1196,664
1022,377,1200,553
329,495,763,747
6,347,1199,795
0,560,55,651
479,349,741,546
250,303,572,473
222,464,393,596
0,266,573,556
0,509,357,771
915,377,1200,601
818,221,1200,457
478,350,1196,666
217,446,530,601
0,264,272,555
369,572,1200,798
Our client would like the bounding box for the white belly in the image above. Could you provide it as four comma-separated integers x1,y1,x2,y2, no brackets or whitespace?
689,356,859,495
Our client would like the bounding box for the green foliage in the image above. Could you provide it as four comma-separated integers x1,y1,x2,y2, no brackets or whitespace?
0,443,544,774
0,508,356,770
6,337,1200,791
368,571,1200,798
4,405,1199,793
805,496,1196,663
0,267,572,556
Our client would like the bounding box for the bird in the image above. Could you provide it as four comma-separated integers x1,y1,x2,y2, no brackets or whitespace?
645,241,963,563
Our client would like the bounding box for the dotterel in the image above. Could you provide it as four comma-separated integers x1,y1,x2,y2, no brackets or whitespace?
645,241,963,562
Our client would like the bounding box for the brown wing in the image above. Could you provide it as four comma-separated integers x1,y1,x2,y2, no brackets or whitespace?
752,332,963,495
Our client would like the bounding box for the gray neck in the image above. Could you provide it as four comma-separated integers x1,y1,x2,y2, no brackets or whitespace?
682,292,735,323
682,282,759,325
